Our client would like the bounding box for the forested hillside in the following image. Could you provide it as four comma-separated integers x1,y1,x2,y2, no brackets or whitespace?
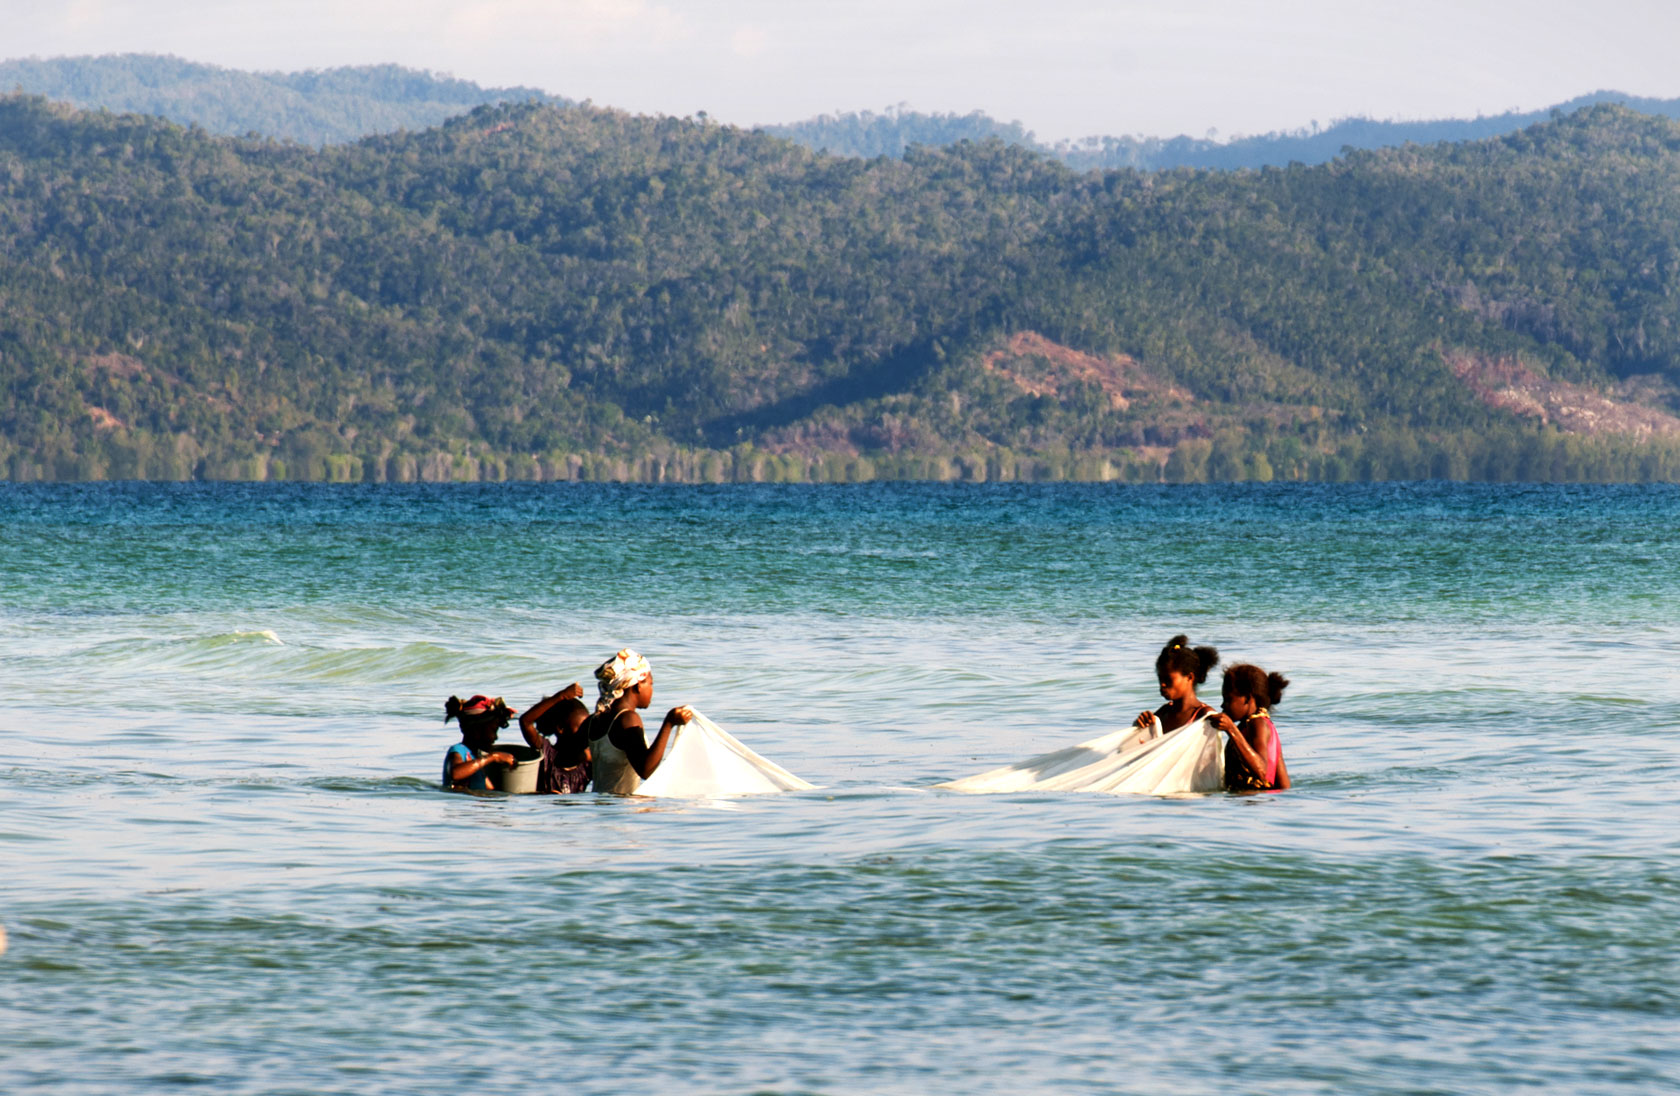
14,54,1680,173
770,92,1680,171
1,93,1678,482
0,54,563,146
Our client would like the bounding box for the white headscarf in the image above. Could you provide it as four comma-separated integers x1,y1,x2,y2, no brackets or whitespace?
594,648,651,714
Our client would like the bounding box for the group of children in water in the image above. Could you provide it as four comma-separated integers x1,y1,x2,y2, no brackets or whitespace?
1139,635,1291,792
443,648,692,796
442,635,1290,796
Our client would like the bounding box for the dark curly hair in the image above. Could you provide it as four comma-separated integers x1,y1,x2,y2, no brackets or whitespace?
1155,635,1219,684
535,697,589,737
443,695,513,728
1222,663,1290,709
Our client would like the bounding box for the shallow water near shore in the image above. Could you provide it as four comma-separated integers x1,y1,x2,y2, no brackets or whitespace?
2,482,1678,1094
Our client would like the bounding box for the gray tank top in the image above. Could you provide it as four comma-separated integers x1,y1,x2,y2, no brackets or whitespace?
590,709,645,796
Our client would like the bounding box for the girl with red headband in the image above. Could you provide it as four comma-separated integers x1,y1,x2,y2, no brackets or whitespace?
441,694,519,791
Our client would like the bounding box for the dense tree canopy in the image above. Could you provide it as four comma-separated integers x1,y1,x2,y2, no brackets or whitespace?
14,54,1680,173
0,93,1678,482
756,91,1680,171
0,54,563,146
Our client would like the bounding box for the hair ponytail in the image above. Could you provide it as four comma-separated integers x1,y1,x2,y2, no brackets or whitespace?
444,694,512,728
1156,634,1219,685
1223,663,1289,708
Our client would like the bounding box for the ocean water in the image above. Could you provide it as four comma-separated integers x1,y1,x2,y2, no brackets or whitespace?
1,482,1677,1095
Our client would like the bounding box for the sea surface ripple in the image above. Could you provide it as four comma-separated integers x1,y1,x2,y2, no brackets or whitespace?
1,483,1677,1094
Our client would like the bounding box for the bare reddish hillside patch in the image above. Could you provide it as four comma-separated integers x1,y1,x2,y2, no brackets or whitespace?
86,406,125,431
1446,351,1680,438
983,332,1191,410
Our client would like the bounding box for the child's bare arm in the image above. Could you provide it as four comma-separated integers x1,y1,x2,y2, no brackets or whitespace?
449,750,514,785
1221,720,1272,783
519,683,585,748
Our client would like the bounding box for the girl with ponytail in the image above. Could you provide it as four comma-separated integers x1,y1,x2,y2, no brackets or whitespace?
1134,635,1221,736
1211,664,1292,792
441,694,519,791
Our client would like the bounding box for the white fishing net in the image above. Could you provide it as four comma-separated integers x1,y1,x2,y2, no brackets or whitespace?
936,718,1225,796
634,711,816,797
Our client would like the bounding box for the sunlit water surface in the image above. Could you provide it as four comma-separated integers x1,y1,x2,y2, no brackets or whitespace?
1,483,1677,1094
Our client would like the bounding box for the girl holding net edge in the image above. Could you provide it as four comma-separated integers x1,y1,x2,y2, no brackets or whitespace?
1134,635,1221,737
587,648,694,796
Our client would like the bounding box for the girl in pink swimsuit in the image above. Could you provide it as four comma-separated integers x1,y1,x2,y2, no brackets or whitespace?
1211,663,1292,792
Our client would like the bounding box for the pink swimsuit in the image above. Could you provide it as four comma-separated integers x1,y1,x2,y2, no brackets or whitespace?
1224,711,1281,791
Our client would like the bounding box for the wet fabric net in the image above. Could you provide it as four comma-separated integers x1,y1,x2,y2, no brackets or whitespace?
936,718,1224,796
635,711,816,797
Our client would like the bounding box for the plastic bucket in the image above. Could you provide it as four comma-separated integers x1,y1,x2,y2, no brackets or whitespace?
493,743,542,794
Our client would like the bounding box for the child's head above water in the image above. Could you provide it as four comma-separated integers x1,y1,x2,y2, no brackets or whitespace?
1155,635,1219,694
594,648,653,713
536,696,590,738
445,694,515,747
1221,663,1289,718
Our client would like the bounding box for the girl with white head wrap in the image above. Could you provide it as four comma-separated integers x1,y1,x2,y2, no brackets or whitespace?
594,648,652,714
587,648,693,795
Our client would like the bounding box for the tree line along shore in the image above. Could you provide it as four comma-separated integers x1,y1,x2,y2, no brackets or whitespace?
13,427,1678,485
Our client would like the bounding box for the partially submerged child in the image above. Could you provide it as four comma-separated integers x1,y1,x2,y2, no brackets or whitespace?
587,648,693,796
519,682,593,794
441,694,519,792
1211,663,1292,792
1134,635,1220,737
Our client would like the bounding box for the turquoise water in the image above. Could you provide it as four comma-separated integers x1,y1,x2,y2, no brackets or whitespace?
2,483,1677,1094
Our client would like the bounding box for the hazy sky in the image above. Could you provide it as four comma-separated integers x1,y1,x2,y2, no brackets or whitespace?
8,1,1680,141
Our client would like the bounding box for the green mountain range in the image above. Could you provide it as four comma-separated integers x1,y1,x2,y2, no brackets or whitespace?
0,55,566,147
1,90,1679,482
12,53,1680,173
764,93,1680,172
